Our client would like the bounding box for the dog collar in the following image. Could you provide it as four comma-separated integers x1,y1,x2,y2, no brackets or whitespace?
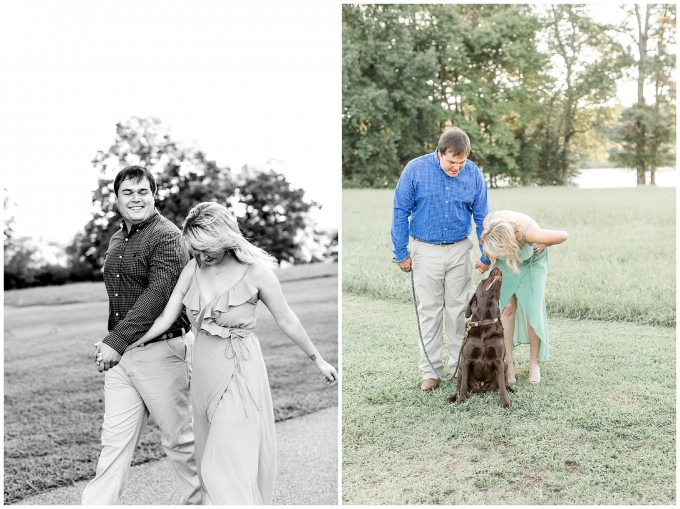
465,317,500,334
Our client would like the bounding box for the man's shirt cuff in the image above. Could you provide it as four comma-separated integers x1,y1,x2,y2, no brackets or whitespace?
103,332,129,356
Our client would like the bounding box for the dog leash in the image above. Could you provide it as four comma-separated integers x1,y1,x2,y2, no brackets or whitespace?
409,269,459,382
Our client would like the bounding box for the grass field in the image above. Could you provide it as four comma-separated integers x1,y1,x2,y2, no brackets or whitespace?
342,187,676,504
344,187,675,326
4,262,338,504
342,295,675,505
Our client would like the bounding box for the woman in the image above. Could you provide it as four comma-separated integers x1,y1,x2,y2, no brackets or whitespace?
113,202,338,505
479,210,568,385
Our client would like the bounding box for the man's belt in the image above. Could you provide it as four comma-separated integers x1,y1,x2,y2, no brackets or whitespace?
138,325,189,348
412,237,465,246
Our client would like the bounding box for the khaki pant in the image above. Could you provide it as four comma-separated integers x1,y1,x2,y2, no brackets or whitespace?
81,333,201,505
411,238,473,379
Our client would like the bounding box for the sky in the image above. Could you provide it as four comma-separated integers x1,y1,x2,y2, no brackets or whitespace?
1,1,340,245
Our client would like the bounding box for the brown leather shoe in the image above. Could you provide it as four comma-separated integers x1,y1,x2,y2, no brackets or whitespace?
421,378,438,391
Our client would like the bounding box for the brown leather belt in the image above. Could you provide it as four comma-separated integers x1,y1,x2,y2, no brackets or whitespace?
138,326,188,348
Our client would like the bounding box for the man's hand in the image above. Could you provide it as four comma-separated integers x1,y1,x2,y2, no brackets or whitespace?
396,257,412,272
96,343,122,373
475,260,490,274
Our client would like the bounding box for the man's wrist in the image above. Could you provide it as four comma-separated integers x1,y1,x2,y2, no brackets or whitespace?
102,335,127,356
392,253,410,263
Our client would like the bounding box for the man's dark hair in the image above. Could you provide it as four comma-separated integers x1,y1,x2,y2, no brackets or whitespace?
113,165,157,196
437,127,471,157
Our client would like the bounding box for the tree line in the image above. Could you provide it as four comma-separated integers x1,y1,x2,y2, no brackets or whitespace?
342,4,676,188
5,117,337,290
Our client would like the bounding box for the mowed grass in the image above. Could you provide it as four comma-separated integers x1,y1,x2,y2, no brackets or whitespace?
343,187,675,326
4,263,338,504
342,295,675,505
342,187,675,504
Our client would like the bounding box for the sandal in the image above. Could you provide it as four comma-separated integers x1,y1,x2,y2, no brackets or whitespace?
504,359,516,384
529,358,541,385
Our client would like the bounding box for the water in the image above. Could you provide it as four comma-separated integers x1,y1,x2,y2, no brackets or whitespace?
572,167,676,188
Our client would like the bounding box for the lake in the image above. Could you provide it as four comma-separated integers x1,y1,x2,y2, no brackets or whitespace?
573,167,676,188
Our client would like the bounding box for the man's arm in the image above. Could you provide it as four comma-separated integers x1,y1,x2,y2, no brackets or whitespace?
471,167,491,269
391,166,415,265
102,232,188,355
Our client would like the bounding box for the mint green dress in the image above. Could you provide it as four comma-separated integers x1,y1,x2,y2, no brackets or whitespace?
490,215,550,362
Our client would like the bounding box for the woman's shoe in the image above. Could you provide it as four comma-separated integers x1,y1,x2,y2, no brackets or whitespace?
504,359,516,384
529,357,541,385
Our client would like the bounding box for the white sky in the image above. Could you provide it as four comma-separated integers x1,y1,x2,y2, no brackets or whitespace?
1,1,340,245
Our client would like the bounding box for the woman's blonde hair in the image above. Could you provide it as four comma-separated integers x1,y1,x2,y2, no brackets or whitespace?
481,219,521,274
182,202,277,266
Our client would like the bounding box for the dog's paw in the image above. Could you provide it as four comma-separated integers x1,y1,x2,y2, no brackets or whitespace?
507,385,517,393
501,398,511,409
446,394,458,404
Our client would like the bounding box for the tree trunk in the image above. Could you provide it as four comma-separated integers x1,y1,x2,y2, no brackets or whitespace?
562,133,570,186
634,4,651,186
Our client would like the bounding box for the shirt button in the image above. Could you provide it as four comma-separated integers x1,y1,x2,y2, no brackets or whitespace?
117,274,119,277
115,294,118,297
125,238,128,242
119,256,122,258
115,313,119,316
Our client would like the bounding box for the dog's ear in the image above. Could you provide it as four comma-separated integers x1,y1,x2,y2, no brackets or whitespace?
465,294,476,318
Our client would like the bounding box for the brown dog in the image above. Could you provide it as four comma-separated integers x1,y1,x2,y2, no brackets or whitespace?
447,267,516,408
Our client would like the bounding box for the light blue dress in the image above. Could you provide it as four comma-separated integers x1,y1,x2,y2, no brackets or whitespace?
490,215,550,362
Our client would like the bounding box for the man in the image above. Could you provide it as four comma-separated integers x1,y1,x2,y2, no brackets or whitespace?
391,127,491,392
82,165,201,504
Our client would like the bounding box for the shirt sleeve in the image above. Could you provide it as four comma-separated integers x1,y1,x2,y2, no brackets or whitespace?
471,166,491,266
102,231,189,355
391,165,415,262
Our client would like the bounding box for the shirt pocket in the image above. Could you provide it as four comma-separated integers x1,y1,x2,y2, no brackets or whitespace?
124,251,148,281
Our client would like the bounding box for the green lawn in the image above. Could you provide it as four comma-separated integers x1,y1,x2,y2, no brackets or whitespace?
342,295,675,505
4,263,338,504
342,187,676,504
343,187,675,326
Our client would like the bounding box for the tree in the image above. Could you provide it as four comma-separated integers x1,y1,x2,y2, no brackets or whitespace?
231,166,320,265
70,116,321,276
540,5,626,185
433,4,545,187
342,4,546,187
342,4,446,187
610,4,676,184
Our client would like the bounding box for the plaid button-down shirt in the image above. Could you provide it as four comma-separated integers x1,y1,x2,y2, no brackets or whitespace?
391,150,491,265
102,211,190,355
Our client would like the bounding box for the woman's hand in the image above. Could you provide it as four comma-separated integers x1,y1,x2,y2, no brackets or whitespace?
533,243,548,254
314,359,339,385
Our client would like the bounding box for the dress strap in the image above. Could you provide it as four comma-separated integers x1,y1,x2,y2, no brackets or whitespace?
523,219,534,243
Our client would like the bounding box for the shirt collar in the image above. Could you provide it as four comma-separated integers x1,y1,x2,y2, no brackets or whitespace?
121,209,160,234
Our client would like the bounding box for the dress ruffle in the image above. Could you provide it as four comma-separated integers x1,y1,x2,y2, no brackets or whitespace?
182,279,259,339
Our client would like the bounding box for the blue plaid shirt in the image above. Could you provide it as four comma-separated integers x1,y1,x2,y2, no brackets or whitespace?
391,150,491,265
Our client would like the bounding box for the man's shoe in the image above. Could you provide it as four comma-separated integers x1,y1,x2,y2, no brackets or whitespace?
421,378,438,391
